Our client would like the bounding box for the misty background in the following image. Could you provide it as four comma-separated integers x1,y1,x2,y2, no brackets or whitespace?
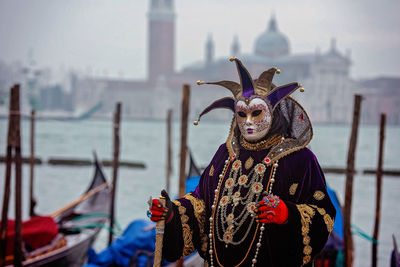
0,0,399,80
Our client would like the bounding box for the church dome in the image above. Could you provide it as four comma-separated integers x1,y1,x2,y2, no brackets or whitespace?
254,15,290,58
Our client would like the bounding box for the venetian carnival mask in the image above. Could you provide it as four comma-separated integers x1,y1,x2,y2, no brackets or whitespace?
236,98,272,142
194,57,305,142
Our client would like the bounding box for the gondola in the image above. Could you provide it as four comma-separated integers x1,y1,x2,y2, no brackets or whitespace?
5,159,111,267
84,151,204,267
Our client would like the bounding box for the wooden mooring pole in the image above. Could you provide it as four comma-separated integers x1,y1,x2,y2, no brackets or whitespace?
29,110,37,217
166,109,172,193
13,85,23,267
372,113,386,267
0,85,24,267
0,86,17,266
177,85,190,267
108,102,121,245
178,85,190,198
343,94,362,267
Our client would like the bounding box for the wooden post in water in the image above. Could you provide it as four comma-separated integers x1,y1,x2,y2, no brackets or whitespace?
178,85,190,198
29,110,36,217
166,109,172,193
0,85,24,266
343,94,362,267
108,102,121,245
13,85,23,267
372,113,386,267
0,85,18,266
177,85,190,267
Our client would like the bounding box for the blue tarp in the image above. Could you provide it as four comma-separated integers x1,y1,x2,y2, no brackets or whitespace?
326,185,343,239
185,176,200,194
85,219,167,267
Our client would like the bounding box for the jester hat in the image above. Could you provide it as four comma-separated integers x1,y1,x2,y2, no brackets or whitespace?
195,57,313,164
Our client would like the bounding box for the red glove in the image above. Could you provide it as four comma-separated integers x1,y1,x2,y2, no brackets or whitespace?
255,194,288,224
147,190,174,223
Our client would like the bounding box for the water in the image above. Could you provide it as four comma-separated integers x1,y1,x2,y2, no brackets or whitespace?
0,119,399,267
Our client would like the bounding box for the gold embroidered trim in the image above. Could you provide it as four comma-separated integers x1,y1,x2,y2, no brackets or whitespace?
297,204,315,265
184,193,205,214
310,205,334,233
324,214,334,233
184,193,207,253
209,165,214,176
313,191,325,201
289,183,298,195
245,157,254,170
181,214,189,224
182,224,194,256
239,134,282,151
173,200,195,256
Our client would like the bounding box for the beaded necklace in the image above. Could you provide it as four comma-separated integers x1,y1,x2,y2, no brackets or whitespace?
215,160,266,246
208,154,280,267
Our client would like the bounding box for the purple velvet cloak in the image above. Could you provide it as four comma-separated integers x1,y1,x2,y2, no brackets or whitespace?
162,144,336,267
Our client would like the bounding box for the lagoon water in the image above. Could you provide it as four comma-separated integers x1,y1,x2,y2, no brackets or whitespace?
0,118,399,266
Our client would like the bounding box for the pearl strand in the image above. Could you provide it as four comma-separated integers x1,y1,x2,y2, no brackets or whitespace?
251,224,265,267
251,160,278,266
209,157,279,267
209,157,232,267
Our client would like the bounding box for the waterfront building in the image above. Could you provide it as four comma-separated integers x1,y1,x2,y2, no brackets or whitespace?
74,0,355,123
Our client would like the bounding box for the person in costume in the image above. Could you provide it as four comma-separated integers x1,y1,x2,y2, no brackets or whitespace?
148,58,336,266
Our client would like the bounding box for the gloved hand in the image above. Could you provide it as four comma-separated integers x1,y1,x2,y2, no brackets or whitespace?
147,189,174,223
255,193,288,224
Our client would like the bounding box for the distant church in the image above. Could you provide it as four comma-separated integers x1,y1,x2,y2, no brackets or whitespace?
72,0,355,123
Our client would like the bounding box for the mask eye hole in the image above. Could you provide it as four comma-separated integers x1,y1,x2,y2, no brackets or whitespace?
251,110,262,117
237,111,246,118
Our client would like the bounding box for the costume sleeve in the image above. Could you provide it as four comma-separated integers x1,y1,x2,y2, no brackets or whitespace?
162,144,228,262
266,148,336,267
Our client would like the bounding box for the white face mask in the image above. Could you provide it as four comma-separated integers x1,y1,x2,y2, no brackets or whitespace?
236,98,272,142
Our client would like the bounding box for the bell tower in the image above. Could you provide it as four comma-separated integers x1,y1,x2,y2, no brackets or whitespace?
147,0,175,84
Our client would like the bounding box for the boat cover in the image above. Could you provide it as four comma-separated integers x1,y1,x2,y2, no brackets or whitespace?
4,216,58,255
85,219,168,267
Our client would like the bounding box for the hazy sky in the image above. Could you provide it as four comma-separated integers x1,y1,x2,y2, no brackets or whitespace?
0,0,399,80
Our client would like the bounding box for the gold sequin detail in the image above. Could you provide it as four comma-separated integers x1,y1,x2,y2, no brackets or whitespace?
310,205,335,233
173,200,195,256
324,214,334,233
178,206,186,215
297,204,315,264
182,224,195,256
184,194,205,214
313,190,325,201
181,214,189,224
303,255,311,265
209,165,214,176
289,183,298,195
304,245,312,255
184,193,207,253
245,157,254,170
